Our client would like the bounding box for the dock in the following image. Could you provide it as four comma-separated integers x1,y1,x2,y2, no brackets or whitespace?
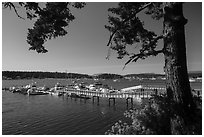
63,89,155,99
55,88,164,106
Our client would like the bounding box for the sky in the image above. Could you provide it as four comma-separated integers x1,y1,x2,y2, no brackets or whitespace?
2,2,202,75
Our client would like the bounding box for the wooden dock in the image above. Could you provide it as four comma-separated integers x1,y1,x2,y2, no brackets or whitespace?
63,89,155,99
55,88,164,106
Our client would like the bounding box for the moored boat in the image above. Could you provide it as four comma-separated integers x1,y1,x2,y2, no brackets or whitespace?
69,93,91,99
57,92,65,96
27,91,49,95
27,84,49,96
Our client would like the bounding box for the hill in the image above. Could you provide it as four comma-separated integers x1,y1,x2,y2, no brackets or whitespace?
188,71,202,78
2,71,92,80
124,73,165,78
2,71,201,80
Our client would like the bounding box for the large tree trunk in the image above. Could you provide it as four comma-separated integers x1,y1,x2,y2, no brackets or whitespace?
163,2,196,134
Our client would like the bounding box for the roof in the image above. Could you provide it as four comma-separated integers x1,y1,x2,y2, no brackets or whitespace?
121,85,143,91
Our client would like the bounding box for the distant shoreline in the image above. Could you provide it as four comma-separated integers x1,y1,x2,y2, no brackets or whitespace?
2,71,201,80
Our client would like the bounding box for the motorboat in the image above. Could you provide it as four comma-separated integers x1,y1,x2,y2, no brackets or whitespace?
27,84,49,96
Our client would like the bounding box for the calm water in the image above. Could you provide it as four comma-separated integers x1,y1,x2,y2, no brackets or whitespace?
2,91,136,135
2,79,201,135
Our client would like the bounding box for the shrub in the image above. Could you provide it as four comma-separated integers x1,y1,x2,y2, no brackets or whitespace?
105,94,202,135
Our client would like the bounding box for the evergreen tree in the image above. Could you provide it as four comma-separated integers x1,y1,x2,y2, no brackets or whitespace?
105,2,199,134
2,2,85,53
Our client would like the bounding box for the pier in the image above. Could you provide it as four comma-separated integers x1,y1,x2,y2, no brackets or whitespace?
54,88,165,106
63,89,153,99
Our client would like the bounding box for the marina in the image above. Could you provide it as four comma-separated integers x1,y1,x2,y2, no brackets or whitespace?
3,79,202,107
2,78,202,135
4,84,162,108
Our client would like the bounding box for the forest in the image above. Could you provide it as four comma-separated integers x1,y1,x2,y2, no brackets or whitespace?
2,71,201,80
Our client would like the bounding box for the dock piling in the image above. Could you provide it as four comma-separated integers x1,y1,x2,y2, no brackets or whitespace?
197,90,200,97
126,97,133,107
154,89,158,95
93,96,99,104
109,98,116,106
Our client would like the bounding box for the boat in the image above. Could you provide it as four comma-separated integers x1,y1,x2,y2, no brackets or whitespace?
69,93,91,99
37,85,49,92
57,92,65,96
79,94,91,99
189,78,196,82
12,88,21,93
9,87,21,93
69,93,80,98
28,91,49,95
53,82,65,92
27,88,49,96
20,87,30,95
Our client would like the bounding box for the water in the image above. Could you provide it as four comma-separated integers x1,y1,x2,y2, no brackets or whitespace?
2,90,135,135
2,79,201,135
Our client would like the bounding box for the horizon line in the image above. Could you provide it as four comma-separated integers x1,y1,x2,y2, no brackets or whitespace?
2,70,202,76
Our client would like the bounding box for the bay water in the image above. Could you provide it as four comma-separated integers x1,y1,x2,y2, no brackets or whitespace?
2,79,201,135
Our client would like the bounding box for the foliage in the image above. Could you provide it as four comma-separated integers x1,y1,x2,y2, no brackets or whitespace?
2,71,92,79
105,3,201,134
106,95,202,135
2,2,85,53
105,2,164,67
95,73,123,79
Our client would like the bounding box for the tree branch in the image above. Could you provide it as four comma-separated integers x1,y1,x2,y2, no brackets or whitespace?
7,2,25,19
106,2,153,47
122,34,164,70
106,42,112,60
122,2,153,24
122,49,164,70
145,35,164,48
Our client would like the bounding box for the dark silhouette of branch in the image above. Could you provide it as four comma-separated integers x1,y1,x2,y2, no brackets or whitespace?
147,35,164,47
5,2,25,19
122,35,164,70
106,2,152,47
123,49,164,70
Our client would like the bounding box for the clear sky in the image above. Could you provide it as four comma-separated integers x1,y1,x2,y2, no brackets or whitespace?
2,2,202,75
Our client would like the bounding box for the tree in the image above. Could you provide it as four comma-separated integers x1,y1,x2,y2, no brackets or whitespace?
2,2,85,53
105,2,199,134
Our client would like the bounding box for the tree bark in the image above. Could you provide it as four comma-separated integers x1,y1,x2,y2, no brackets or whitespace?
163,2,196,134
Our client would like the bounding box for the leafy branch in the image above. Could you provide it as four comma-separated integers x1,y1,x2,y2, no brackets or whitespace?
122,35,164,69
3,2,86,53
3,2,25,19
106,2,152,48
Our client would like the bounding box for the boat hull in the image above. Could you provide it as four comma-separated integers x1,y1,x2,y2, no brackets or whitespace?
28,92,49,96
69,93,91,99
